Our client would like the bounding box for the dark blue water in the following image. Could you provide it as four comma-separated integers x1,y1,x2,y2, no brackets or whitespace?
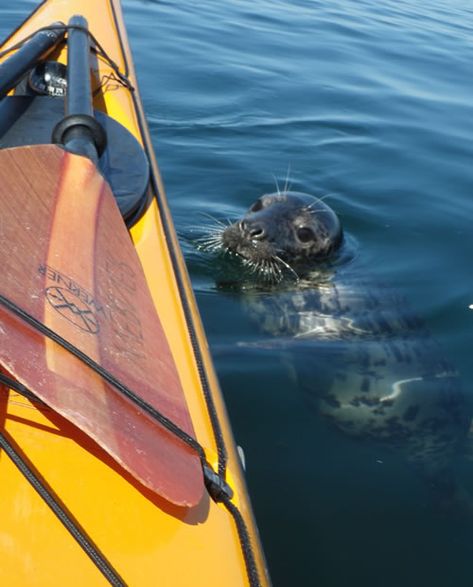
135,2,473,586
4,1,473,585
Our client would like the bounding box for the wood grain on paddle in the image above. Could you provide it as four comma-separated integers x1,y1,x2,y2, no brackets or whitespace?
0,144,203,506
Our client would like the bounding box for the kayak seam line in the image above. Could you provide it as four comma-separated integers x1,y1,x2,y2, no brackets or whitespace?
0,8,264,587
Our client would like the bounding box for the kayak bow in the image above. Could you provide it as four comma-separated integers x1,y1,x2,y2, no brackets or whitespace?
0,1,269,585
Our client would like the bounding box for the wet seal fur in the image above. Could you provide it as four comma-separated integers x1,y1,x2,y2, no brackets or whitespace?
206,191,470,511
221,191,343,278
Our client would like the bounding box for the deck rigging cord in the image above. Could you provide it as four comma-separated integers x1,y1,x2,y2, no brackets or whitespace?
0,423,126,586
0,293,261,586
0,291,225,497
0,21,263,587
0,24,134,92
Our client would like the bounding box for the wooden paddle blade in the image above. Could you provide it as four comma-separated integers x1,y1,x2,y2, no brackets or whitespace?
0,144,204,506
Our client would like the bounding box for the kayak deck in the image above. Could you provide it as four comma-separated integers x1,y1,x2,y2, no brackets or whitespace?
0,0,269,585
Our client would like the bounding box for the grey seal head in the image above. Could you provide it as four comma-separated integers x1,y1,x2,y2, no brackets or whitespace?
221,191,343,278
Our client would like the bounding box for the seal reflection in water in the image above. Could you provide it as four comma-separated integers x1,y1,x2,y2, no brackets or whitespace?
207,191,470,511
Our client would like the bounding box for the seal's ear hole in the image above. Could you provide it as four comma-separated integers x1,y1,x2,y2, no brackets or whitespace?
296,227,315,243
250,199,263,213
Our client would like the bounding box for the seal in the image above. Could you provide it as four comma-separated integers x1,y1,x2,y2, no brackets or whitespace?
221,191,343,279
205,190,470,511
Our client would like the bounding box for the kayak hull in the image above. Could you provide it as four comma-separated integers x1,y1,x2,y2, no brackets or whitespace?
0,1,269,585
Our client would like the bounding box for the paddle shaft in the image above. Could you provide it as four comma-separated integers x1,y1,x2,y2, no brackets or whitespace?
52,15,106,163
65,16,94,119
0,23,66,98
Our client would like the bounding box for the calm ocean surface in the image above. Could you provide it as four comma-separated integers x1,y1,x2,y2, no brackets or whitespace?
4,1,473,585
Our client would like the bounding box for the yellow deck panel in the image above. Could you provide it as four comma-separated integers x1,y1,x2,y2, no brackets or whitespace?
0,1,269,584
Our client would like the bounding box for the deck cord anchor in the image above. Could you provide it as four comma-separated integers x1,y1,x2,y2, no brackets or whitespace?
203,462,234,502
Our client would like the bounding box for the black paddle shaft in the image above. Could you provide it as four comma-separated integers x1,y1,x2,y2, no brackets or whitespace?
0,22,66,99
66,15,94,118
52,15,106,162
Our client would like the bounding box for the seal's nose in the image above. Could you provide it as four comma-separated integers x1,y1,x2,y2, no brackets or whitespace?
239,220,266,240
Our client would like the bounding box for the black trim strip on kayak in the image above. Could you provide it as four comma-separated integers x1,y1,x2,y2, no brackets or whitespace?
0,233,262,586
111,1,265,581
109,1,129,81
130,60,264,587
140,125,263,587
0,12,264,587
102,6,228,481
0,427,126,587
0,292,235,503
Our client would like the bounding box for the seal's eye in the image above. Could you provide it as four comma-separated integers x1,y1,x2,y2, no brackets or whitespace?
250,199,263,213
296,227,315,243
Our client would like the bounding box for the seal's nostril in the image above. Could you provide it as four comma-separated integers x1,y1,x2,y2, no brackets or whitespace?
240,220,266,240
249,226,265,240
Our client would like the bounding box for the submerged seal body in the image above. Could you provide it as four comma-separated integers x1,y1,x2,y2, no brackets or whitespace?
212,191,469,507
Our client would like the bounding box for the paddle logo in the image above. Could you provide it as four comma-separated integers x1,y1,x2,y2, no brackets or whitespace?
45,286,100,334
39,265,103,334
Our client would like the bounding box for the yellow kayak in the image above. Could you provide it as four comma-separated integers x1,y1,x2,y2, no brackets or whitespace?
0,1,269,585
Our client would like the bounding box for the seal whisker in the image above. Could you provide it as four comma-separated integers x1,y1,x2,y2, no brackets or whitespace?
269,259,283,283
273,255,300,282
262,260,278,283
306,199,336,211
217,191,342,281
197,211,230,228
318,192,339,203
196,241,223,253
283,164,292,194
305,205,332,214
194,226,226,253
194,229,224,242
195,226,225,237
272,174,281,196
208,190,471,513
